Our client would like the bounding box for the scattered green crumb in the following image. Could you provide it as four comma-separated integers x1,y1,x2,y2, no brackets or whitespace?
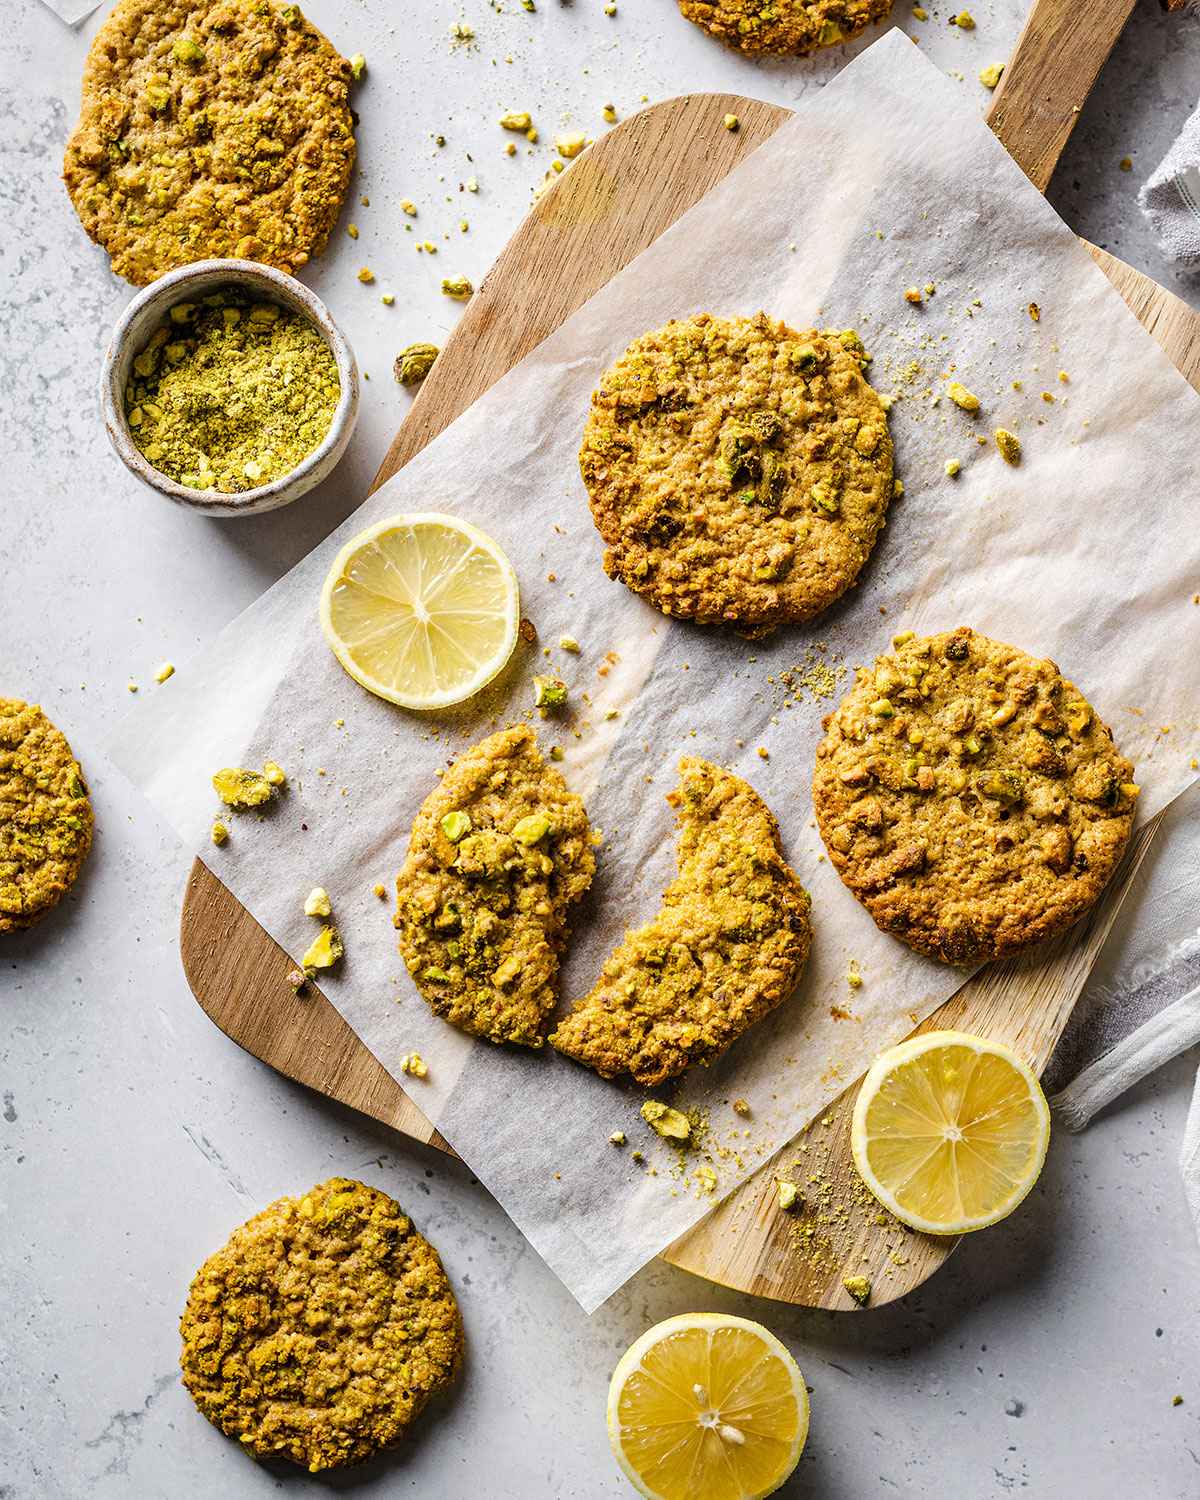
357,267,375,284
350,53,366,80
723,114,739,132
304,886,331,917
398,1051,428,1078
394,342,440,385
533,674,568,712
777,1180,799,1211
994,428,1022,464
732,1098,750,1116
609,1130,627,1146
211,820,228,846
948,381,980,412
499,110,532,131
373,882,387,899
847,960,863,989
979,62,1004,88
558,635,581,653
953,9,975,26
641,1100,691,1141
945,459,961,477
154,661,175,683
441,276,474,300
301,925,343,976
843,1274,872,1305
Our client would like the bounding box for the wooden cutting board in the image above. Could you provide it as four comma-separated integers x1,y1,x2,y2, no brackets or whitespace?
181,9,1200,1308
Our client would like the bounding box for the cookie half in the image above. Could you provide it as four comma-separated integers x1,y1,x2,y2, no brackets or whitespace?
395,726,596,1048
678,0,894,55
551,757,812,1086
0,699,92,934
180,1178,463,1473
63,0,355,285
581,314,894,628
812,626,1138,963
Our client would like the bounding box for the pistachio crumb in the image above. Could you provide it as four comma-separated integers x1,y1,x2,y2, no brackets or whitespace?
350,53,366,80
843,1274,872,1305
399,1052,428,1078
723,113,739,131
777,1180,799,1211
499,110,532,131
641,1100,691,1141
1028,302,1041,322
953,9,975,26
979,62,1004,89
304,886,331,918
441,276,474,300
373,882,387,899
357,266,375,284
947,381,980,412
154,661,175,683
994,428,1022,464
211,820,228,846
944,458,961,477
609,1130,627,1146
556,132,587,159
904,286,923,305
558,635,581,653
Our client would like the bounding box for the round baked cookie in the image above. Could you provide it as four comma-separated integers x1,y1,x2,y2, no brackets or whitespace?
580,313,894,628
812,627,1138,964
180,1178,463,1473
678,0,893,56
63,0,356,286
0,699,93,934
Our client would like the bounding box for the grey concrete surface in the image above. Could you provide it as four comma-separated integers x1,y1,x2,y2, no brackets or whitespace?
2,0,1198,1494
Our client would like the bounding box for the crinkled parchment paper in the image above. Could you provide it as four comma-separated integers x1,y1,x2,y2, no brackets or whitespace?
111,35,1200,1310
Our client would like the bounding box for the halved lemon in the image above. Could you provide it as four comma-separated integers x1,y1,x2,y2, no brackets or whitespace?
851,1030,1051,1236
607,1313,809,1500
318,512,519,710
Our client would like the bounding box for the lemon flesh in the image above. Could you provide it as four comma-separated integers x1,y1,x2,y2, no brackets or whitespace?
607,1313,808,1500
851,1030,1050,1235
319,512,519,710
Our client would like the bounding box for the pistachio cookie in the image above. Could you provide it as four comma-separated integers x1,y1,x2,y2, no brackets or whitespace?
395,726,596,1048
813,627,1138,964
580,314,894,628
551,758,811,1086
180,1178,462,1473
0,700,92,934
678,0,893,56
63,0,355,285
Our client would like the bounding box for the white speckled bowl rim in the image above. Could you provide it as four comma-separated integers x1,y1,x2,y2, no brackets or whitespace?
100,259,359,518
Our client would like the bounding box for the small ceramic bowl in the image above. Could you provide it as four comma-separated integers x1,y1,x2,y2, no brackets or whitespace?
101,259,359,518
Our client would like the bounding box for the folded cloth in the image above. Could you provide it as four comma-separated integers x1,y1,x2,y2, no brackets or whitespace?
1047,781,1200,1249
1139,97,1200,271
36,0,102,23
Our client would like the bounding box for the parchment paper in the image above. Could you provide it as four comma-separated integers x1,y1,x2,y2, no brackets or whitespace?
110,34,1200,1311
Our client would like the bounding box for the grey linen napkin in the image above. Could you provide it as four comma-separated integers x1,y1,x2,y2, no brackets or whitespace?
1139,97,1200,271
1045,782,1200,1246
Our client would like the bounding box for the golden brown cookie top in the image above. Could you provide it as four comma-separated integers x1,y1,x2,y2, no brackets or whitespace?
0,699,93,934
395,726,596,1048
179,1178,463,1473
551,756,812,1086
580,314,894,628
63,0,355,285
678,0,893,55
813,627,1138,963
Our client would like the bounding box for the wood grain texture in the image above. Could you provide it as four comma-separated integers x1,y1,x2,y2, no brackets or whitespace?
181,54,1200,1306
985,0,1138,191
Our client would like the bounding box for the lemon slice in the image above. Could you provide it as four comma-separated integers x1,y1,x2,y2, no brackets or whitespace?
319,512,519,710
851,1030,1051,1236
607,1313,809,1500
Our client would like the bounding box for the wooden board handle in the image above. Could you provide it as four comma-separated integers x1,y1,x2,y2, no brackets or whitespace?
986,0,1138,190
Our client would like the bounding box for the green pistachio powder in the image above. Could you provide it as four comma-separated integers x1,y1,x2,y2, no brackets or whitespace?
124,291,340,493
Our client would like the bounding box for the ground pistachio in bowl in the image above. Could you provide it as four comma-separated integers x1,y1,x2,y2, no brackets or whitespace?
123,289,341,494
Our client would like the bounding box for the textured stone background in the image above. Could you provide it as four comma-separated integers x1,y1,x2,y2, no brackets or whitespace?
2,1,1198,1494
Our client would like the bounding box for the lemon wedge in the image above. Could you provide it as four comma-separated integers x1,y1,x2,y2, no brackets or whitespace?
851,1030,1050,1235
607,1313,809,1500
318,512,519,709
